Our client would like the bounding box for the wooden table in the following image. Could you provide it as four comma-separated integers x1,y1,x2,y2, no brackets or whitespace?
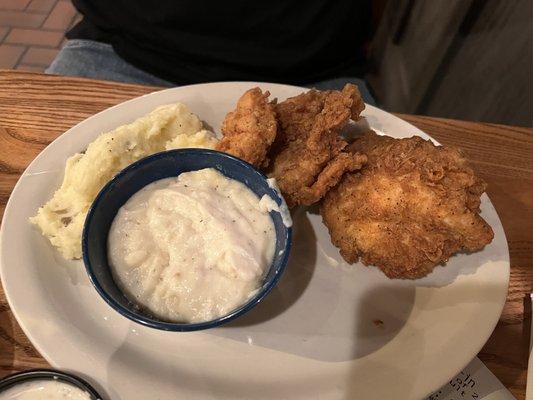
0,70,531,398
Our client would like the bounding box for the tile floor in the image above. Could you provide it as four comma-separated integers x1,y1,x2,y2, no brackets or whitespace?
0,0,80,72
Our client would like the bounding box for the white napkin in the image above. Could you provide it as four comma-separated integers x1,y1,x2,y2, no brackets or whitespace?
426,357,516,400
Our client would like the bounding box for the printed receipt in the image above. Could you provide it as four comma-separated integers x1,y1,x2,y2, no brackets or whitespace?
426,357,516,400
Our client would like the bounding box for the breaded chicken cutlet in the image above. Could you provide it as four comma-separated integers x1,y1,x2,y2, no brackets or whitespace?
320,131,494,279
216,88,278,168
267,84,366,207
217,84,367,207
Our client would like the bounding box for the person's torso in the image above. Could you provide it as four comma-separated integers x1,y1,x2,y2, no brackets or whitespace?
69,0,372,84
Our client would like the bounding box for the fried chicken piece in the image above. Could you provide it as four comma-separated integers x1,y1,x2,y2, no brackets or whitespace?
267,83,366,207
216,87,277,168
320,131,494,279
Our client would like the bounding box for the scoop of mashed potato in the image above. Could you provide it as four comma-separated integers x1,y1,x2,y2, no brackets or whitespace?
30,103,218,259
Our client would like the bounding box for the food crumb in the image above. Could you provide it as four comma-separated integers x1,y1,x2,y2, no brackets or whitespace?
373,319,384,328
60,217,72,226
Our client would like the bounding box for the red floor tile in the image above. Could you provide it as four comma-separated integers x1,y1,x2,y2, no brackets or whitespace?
0,27,9,42
1,0,32,11
15,64,46,72
5,28,63,47
26,0,58,13
43,1,76,30
20,46,58,66
0,10,47,28
0,44,26,68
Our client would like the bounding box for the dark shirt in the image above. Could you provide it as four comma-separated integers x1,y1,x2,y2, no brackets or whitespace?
68,0,372,85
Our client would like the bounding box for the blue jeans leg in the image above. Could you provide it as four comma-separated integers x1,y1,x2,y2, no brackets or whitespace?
46,39,175,87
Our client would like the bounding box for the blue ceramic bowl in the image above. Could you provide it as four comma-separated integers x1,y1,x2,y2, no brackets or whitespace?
0,369,102,399
82,149,292,332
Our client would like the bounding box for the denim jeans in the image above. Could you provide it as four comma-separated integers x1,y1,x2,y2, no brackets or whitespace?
47,39,376,105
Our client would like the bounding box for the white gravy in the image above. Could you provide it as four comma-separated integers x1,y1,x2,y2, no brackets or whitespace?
0,380,91,400
108,168,276,323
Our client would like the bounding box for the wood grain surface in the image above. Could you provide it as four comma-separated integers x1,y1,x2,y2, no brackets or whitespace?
0,70,532,398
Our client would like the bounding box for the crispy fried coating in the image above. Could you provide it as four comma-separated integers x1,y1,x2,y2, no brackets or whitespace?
320,131,494,279
216,87,277,168
267,84,366,207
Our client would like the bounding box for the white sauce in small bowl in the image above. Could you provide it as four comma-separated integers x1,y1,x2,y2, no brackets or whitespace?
108,168,277,323
0,380,91,399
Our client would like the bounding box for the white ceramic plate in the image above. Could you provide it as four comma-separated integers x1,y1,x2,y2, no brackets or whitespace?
0,82,509,400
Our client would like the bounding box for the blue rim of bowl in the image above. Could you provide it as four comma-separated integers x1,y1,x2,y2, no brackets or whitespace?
0,369,102,399
82,148,292,332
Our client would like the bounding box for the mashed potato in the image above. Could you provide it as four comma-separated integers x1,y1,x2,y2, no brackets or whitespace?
30,103,218,259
